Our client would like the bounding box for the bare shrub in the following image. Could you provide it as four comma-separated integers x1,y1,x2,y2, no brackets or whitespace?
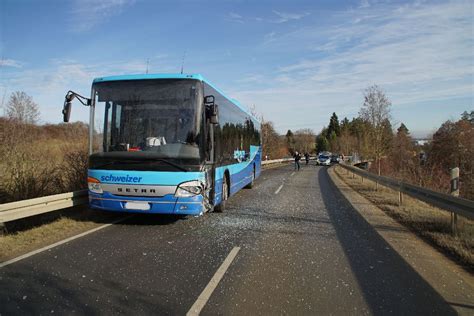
60,145,89,192
0,118,89,202
3,150,62,201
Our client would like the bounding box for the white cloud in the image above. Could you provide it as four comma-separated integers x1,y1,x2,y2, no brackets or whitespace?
228,10,309,25
227,12,244,23
359,0,371,9
235,1,473,134
0,58,23,68
272,10,310,23
70,0,135,32
229,12,242,19
263,31,277,44
237,74,265,84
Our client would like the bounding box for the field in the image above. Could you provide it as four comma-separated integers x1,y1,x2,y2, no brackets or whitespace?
0,119,89,203
335,165,473,268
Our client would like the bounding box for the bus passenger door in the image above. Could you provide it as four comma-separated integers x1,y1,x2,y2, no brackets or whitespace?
204,94,220,210
205,105,217,210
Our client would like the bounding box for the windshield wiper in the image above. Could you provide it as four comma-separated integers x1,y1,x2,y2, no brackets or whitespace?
93,158,188,172
153,158,188,172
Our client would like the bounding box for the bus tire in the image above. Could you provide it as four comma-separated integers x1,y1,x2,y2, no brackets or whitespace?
215,175,228,213
245,165,255,189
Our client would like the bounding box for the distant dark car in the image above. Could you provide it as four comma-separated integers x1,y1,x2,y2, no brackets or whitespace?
330,155,340,163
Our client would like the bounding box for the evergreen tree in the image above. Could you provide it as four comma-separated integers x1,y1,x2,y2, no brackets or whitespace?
316,135,329,153
397,123,409,135
328,131,338,152
327,112,340,137
461,110,474,124
286,129,295,154
340,117,350,131
391,122,414,178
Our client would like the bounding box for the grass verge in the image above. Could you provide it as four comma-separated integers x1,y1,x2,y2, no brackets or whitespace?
0,208,123,262
334,165,473,268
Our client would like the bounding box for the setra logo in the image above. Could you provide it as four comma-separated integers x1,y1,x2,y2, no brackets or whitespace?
100,174,142,183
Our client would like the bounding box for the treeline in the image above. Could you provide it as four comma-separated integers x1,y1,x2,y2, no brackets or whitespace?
261,122,316,159
315,85,474,200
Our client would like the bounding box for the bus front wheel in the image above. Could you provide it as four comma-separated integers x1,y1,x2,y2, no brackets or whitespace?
215,176,228,213
245,165,256,189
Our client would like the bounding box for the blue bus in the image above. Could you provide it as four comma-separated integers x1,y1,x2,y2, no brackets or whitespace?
62,74,261,215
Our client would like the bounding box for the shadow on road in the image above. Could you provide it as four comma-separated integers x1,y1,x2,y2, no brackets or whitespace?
318,167,456,315
0,267,177,315
116,213,185,226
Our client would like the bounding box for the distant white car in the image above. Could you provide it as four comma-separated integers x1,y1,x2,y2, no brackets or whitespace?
317,154,331,166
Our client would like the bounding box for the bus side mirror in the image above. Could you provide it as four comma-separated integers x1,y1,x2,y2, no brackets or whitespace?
61,91,91,122
204,95,214,105
62,101,72,122
209,104,218,124
62,92,76,122
205,95,218,124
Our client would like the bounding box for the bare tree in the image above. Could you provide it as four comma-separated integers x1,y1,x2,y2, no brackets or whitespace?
294,128,315,154
261,120,283,159
5,91,40,124
359,85,393,175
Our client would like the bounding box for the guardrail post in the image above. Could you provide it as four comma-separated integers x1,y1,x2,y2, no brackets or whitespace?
0,222,6,236
450,167,459,236
398,183,404,206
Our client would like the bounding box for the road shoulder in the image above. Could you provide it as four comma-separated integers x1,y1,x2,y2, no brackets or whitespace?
328,166,474,315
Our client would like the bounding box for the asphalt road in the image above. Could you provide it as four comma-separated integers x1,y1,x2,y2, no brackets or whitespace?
0,164,465,315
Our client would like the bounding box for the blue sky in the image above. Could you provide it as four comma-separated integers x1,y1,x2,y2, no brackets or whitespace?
1,0,472,138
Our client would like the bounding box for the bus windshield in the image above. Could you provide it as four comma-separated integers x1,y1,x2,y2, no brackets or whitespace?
91,79,203,162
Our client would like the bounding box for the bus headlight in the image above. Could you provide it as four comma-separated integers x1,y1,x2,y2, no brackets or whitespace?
88,177,103,194
175,180,203,197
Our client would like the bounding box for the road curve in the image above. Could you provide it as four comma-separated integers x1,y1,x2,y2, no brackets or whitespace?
0,164,468,315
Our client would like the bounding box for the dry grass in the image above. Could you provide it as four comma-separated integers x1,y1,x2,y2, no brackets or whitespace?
334,166,473,267
0,119,88,203
0,209,122,262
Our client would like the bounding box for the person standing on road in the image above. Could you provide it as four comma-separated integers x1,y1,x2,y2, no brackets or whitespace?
304,152,310,165
294,151,301,171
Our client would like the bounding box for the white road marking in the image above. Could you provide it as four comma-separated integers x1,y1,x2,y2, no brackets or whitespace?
290,172,295,177
274,184,284,195
187,247,241,316
0,216,130,269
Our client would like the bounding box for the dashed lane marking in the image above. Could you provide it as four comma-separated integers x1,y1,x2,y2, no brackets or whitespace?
187,246,241,316
275,184,284,195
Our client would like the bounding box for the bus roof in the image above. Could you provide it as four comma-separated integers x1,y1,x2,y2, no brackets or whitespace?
92,73,259,124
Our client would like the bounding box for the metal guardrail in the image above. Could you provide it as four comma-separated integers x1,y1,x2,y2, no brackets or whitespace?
0,190,89,223
262,158,293,165
0,158,294,223
338,163,474,220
